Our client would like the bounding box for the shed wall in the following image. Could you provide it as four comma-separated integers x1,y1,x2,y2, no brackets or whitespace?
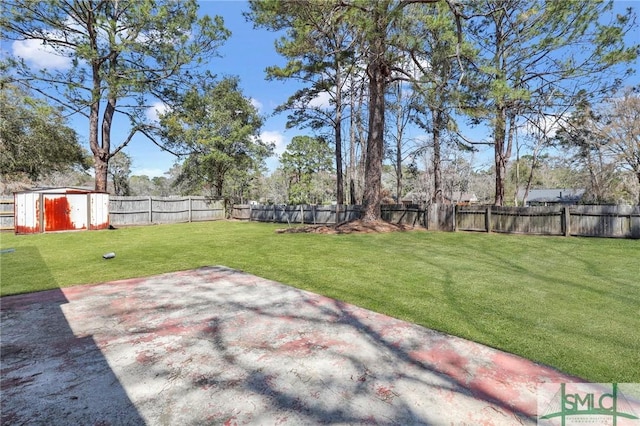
14,191,109,234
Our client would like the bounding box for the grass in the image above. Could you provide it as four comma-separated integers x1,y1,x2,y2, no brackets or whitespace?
1,221,638,383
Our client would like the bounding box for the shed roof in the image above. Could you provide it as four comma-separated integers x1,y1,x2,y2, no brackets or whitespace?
16,186,101,194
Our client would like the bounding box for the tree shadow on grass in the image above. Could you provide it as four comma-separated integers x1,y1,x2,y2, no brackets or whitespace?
0,246,144,425
433,239,640,382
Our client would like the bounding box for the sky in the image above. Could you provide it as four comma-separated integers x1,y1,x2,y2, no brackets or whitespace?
6,0,640,178
124,0,295,177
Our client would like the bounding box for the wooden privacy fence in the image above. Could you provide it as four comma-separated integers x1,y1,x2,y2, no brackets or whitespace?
232,204,456,231
233,203,640,239
3,195,639,238
0,197,13,230
109,196,225,226
231,204,362,225
455,205,640,238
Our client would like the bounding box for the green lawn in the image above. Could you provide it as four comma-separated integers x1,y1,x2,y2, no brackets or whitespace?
1,221,638,382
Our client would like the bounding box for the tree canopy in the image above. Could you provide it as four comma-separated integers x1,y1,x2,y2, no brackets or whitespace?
1,0,229,192
465,0,637,205
0,84,90,186
280,135,334,204
249,0,638,211
2,0,637,207
158,77,272,199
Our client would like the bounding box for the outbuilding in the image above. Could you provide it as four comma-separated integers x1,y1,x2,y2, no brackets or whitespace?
14,187,109,234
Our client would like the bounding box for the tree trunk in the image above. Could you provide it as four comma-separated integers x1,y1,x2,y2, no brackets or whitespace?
522,143,541,206
432,109,444,204
350,179,356,205
395,82,403,203
215,177,224,198
493,107,512,206
362,8,387,222
90,57,107,192
349,92,358,206
396,146,402,204
96,95,116,193
636,171,640,205
362,66,386,221
356,82,367,204
335,110,344,205
334,64,344,206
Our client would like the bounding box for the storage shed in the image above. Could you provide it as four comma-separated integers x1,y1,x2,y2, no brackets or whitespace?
14,187,109,234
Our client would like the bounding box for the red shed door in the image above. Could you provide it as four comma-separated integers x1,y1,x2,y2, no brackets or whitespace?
43,194,88,232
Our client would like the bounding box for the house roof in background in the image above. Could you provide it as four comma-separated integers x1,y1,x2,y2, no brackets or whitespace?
518,188,585,204
445,192,478,203
401,191,478,203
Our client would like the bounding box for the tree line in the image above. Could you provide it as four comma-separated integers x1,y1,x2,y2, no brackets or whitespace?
248,0,639,212
1,1,638,213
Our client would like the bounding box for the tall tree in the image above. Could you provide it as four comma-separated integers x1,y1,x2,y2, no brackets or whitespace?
408,1,474,204
357,0,398,220
341,0,446,220
464,0,638,205
385,81,419,202
0,84,89,184
250,0,460,219
248,0,359,206
108,151,132,195
280,135,334,204
601,87,640,204
159,77,272,199
555,101,618,203
1,0,229,192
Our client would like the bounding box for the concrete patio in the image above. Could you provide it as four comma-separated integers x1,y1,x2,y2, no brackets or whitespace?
1,266,629,425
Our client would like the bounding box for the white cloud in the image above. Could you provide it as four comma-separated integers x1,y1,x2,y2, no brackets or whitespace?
308,91,332,108
12,39,72,70
524,113,569,139
259,130,288,155
146,101,170,123
250,98,263,112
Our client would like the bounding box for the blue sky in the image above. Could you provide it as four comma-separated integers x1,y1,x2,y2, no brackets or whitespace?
7,0,640,178
130,0,640,177
127,0,295,177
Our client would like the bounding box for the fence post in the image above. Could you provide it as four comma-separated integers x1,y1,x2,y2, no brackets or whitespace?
485,206,492,233
301,204,304,224
148,196,153,224
188,197,192,222
453,204,457,232
563,206,571,237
